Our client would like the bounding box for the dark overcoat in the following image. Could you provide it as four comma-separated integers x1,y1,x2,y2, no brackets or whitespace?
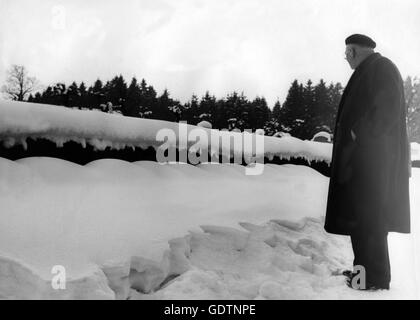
324,52,411,235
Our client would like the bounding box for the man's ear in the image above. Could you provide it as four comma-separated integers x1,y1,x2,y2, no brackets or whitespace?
351,47,356,59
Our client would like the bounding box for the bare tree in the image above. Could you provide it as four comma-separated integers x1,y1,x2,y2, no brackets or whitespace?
1,65,39,101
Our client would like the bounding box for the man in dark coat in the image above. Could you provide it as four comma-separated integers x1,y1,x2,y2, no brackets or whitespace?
324,34,411,290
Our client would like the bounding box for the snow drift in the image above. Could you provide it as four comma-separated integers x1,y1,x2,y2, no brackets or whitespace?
0,157,327,299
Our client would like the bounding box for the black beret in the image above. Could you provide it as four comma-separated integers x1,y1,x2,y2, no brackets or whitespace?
345,34,376,49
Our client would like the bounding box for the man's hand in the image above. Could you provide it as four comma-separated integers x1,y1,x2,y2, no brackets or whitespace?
351,129,356,141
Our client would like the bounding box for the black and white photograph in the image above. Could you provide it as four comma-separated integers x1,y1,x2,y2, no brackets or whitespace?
0,0,419,306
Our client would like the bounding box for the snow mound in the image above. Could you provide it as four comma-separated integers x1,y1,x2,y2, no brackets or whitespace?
197,121,212,129
0,157,329,298
133,216,418,300
144,217,354,300
311,131,332,143
0,255,114,299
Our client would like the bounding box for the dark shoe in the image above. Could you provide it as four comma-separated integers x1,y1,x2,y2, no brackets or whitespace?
342,270,356,279
331,269,355,277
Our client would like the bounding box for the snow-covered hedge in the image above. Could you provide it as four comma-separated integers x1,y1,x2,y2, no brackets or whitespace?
0,100,332,164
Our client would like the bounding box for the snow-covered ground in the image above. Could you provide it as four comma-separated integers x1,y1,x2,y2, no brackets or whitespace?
0,158,418,299
0,100,418,299
412,142,420,161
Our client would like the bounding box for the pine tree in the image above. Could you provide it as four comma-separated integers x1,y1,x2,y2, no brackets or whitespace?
155,89,176,121
88,79,104,109
33,92,42,103
79,82,87,109
280,80,306,138
265,100,282,136
214,97,228,129
327,82,343,133
311,79,330,136
272,100,282,120
104,75,127,113
143,84,157,118
50,83,66,106
249,96,270,131
221,92,249,130
302,80,315,138
199,91,217,125
124,77,142,117
67,82,80,108
183,94,199,124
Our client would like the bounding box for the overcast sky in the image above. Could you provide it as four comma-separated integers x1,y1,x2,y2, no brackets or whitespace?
1,0,419,107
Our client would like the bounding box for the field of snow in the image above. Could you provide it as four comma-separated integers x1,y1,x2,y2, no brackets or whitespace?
0,157,418,299
0,100,418,299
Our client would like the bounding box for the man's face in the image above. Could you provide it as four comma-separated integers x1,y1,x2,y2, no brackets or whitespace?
344,45,357,70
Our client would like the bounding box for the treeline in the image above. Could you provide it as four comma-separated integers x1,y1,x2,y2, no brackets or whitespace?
28,75,343,140
272,80,342,139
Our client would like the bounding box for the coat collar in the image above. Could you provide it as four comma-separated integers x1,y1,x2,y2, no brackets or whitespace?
345,52,381,93
355,52,381,72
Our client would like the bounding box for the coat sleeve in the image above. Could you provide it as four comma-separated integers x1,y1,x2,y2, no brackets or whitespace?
352,59,403,141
